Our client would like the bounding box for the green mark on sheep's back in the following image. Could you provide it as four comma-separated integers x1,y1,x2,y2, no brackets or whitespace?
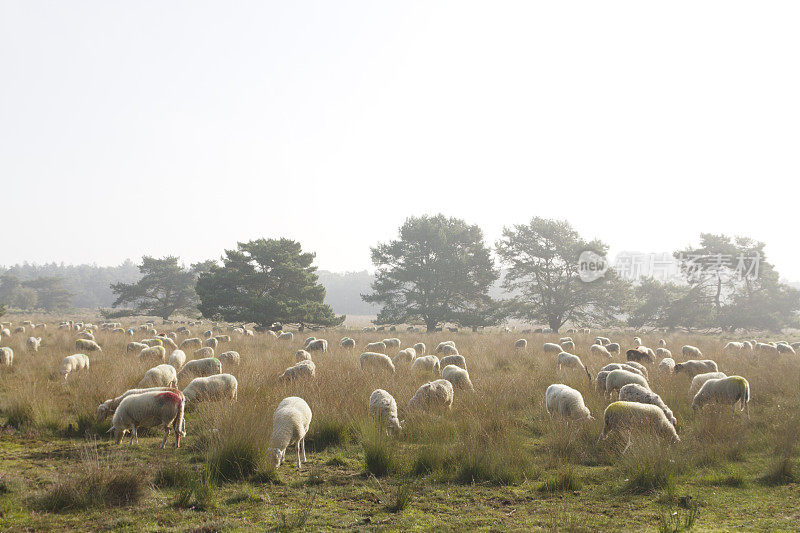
729,376,748,387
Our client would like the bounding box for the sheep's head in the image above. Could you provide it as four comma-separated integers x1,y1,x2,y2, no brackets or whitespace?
97,403,110,422
674,364,684,374
267,447,284,470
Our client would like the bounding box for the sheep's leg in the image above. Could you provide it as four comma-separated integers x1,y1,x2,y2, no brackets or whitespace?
301,437,306,462
745,401,750,420
296,442,302,469
160,425,169,449
622,435,632,454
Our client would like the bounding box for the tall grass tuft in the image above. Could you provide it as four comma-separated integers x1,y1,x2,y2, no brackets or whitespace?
363,428,401,477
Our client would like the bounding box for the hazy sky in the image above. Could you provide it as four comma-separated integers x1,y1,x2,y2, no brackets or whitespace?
2,2,799,278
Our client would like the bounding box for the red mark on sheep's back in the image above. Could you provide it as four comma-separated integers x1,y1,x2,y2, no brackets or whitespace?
156,391,183,404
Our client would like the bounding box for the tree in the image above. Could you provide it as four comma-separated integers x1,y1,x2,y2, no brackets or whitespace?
362,214,500,332
626,278,711,331
196,238,343,329
110,256,200,319
496,217,631,332
23,277,72,312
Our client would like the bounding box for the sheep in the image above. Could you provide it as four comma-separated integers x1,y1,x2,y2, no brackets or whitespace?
623,360,649,377
776,343,796,355
434,341,457,354
203,337,218,349
303,336,316,347
194,346,214,358
655,347,672,359
215,334,231,343
408,379,454,412
543,342,562,354
177,357,222,381
633,337,642,346
604,369,649,398
218,350,241,366
658,358,676,374
441,364,474,392
560,340,576,352
545,384,593,422
280,360,317,380
169,349,186,370
183,374,238,403
365,341,387,353
110,389,185,448
413,342,426,356
0,347,13,366
159,336,178,350
359,352,395,375
440,354,466,370
590,344,612,358
392,347,416,366
557,352,592,381
0,328,9,338
267,330,278,338
658,339,667,347
278,332,294,341
383,338,401,349
598,401,680,449
594,336,610,346
724,341,747,354
606,342,621,355
340,337,356,349
180,337,202,350
267,396,312,470
75,339,102,352
674,359,719,378
25,336,41,352
682,345,703,358
595,370,611,395
618,383,676,427
127,341,148,354
791,341,800,351
755,342,779,355
306,339,328,353
77,331,95,341
559,337,574,343
688,371,727,398
692,376,750,418
369,389,402,435
514,339,528,350
139,364,178,388
138,345,167,363
599,363,645,378
411,355,441,375
141,338,163,347
60,354,89,379
438,344,459,356
203,329,214,339
626,347,655,365
295,349,312,362
13,326,25,334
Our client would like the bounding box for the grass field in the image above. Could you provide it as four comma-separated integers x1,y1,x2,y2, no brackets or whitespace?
1,318,799,531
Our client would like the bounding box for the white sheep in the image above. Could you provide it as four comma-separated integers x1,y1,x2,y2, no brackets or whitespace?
97,387,173,422
0,347,13,366
755,342,778,355
392,348,417,366
306,339,328,353
595,336,610,345
545,384,593,422
359,352,395,375
440,354,466,370
180,337,202,350
76,338,102,352
441,364,474,392
194,346,214,358
168,349,186,370
183,373,238,403
655,347,672,359
618,383,676,427
657,358,676,374
674,359,719,378
682,345,703,358
589,344,612,358
218,351,241,366
598,401,680,450
723,341,747,354
413,342,426,356
434,341,457,355
365,341,387,354
633,337,642,346
160,337,178,350
411,355,441,375
543,342,562,354
382,338,401,349
25,337,41,352
278,332,294,341
267,396,312,470
514,339,528,350
626,347,656,365
139,364,178,388
692,376,750,418
557,352,592,381
280,359,316,380
604,369,649,398
139,345,167,363
295,349,312,362
408,379,454,412
369,389,402,435
688,371,727,398
776,343,796,355
127,341,148,353
177,357,222,381
110,389,185,448
141,338,163,347
340,337,356,349
623,360,649,377
561,340,576,352
599,363,646,378
60,354,89,379
606,343,621,355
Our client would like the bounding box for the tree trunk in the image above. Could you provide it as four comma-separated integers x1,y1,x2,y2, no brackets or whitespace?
426,321,438,333
548,317,562,333
472,326,478,332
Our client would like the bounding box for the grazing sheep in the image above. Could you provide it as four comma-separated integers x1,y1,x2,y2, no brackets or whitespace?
0,328,10,338
598,401,680,448
295,349,312,362
724,341,747,354
605,369,649,398
626,347,655,365
168,349,186,370
139,364,178,388
13,326,25,334
658,358,676,374
692,376,750,418
655,347,672,359
595,336,610,346
682,345,703,358
160,337,178,350
408,379,454,412
633,337,642,346
141,338,163,347
139,345,167,363
606,343,621,355
215,334,231,343
383,338,401,349
688,371,727,398
96,386,176,422
434,341,457,355
303,336,316,347
559,337,574,343
127,341,148,353
76,339,102,352
365,341,387,353
599,363,645,378
595,370,611,395
413,342,426,356
340,337,356,349
180,338,202,350
267,396,312,470
557,352,592,380
203,330,213,339
623,360,649,377
218,351,241,366
674,360,719,378
183,374,238,403
177,357,222,381
280,360,317,380
194,346,214,358
111,389,185,448
359,352,395,375
77,331,94,341
369,389,402,435
543,342,562,354
60,354,89,379
776,343,796,355
561,340,576,352
26,336,41,352
545,384,593,422
203,337,219,349
618,383,676,427
590,344,612,358
411,355,441,375
306,339,328,353
442,364,474,392
0,347,14,366
514,339,528,350
755,342,779,355
278,332,294,341
393,347,417,366
440,354,466,370
658,339,667,346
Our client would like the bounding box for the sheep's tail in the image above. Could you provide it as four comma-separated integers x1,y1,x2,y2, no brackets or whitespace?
584,364,592,383
741,381,750,411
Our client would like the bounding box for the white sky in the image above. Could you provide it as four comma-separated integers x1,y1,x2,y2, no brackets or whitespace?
2,2,799,278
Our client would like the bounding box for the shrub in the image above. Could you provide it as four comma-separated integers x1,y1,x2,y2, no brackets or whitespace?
34,468,148,512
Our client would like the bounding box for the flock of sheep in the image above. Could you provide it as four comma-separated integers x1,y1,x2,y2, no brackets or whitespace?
0,319,777,474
